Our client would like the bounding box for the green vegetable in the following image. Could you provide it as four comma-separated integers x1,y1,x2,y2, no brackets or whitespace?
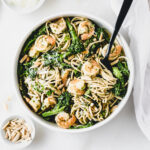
17,64,24,78
42,92,71,117
101,110,107,117
113,81,121,96
84,38,93,48
100,28,110,43
86,41,99,57
66,18,84,55
64,33,70,42
96,27,110,42
113,67,123,79
24,58,36,68
85,89,91,95
112,61,129,97
46,90,53,96
73,69,81,77
113,80,127,97
73,63,82,77
118,61,129,76
113,67,125,96
70,122,94,129
25,68,37,79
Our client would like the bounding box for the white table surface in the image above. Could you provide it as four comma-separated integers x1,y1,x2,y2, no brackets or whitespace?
0,0,150,150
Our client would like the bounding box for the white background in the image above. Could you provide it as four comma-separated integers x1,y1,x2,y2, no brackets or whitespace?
0,0,150,150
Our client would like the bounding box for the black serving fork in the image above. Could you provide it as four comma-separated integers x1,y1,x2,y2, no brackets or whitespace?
102,0,133,71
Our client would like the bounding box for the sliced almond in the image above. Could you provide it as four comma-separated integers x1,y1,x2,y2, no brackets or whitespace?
12,132,20,143
2,121,10,130
2,118,32,143
20,55,28,64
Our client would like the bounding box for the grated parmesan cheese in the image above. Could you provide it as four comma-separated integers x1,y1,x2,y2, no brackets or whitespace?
6,0,40,9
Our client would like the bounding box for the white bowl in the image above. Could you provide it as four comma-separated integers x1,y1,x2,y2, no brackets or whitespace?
2,0,45,14
0,115,35,149
14,12,134,133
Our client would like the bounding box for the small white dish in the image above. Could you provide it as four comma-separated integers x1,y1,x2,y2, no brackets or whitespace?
2,0,45,14
0,115,35,149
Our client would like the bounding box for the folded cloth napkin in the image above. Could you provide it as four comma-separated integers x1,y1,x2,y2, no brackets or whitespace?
112,0,150,140
131,0,150,140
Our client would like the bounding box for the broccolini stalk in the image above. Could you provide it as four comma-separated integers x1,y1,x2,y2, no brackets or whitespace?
113,67,123,79
118,61,129,76
66,18,78,41
66,18,84,55
42,92,71,117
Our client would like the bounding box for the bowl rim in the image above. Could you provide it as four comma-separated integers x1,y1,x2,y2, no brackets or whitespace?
0,114,35,149
1,0,45,14
13,12,134,133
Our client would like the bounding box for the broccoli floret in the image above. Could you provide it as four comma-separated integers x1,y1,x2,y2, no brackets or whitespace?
66,18,84,55
22,59,37,79
113,67,123,79
42,92,71,117
113,66,124,87
118,61,129,76
112,62,129,97
113,81,121,96
113,80,127,97
46,90,53,96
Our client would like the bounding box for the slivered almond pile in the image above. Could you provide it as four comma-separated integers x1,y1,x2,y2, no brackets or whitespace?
2,118,32,143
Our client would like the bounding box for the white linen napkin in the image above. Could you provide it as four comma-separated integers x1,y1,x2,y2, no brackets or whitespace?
112,0,150,140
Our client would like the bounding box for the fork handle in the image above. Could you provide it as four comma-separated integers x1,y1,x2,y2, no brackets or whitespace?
105,0,133,58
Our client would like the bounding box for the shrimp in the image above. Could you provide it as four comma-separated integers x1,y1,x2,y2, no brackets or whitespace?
82,60,101,77
101,44,122,60
50,18,66,34
67,79,86,96
111,105,118,113
78,21,94,40
29,45,40,58
34,35,56,52
20,54,28,63
55,112,76,129
109,45,122,60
